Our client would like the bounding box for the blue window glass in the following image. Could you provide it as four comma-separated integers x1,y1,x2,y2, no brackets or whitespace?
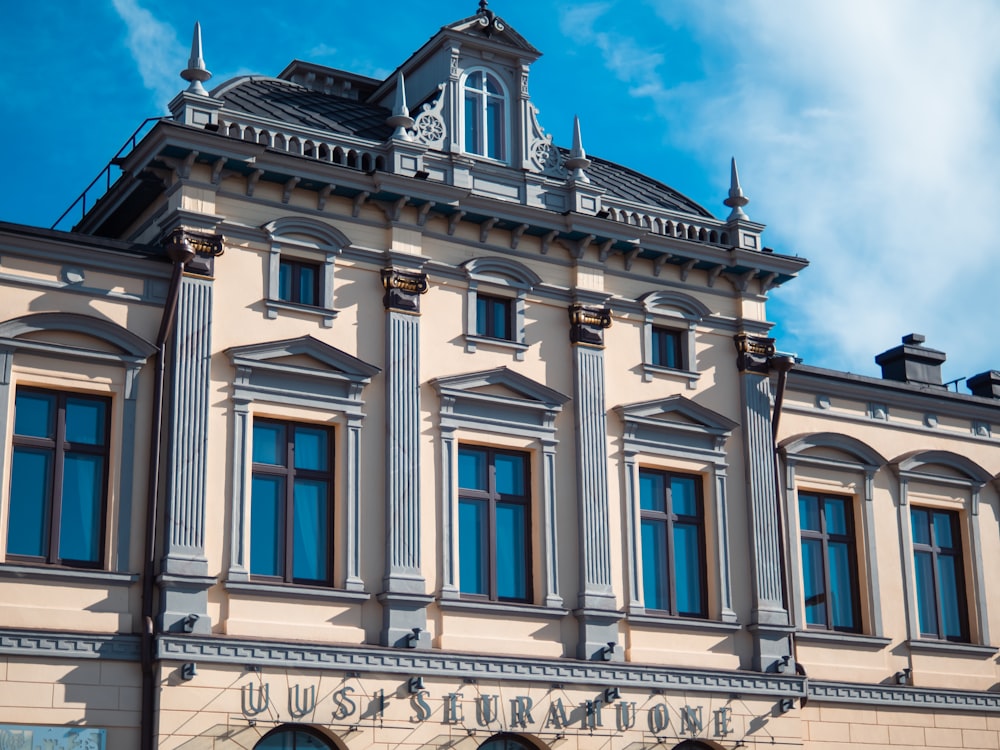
911,507,968,641
638,468,705,617
797,493,859,632
278,258,320,306
650,327,683,369
462,69,507,160
475,294,512,340
251,419,333,585
457,446,530,602
256,727,334,749
8,388,109,567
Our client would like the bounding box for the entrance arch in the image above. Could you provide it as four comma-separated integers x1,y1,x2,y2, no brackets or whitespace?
255,725,337,749
479,733,546,750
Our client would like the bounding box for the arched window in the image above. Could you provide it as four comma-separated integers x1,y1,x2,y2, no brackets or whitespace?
255,725,334,749
479,734,539,750
463,69,507,160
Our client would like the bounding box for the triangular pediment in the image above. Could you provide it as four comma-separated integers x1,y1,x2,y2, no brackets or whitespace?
443,10,541,56
227,336,380,382
433,367,568,408
615,395,737,436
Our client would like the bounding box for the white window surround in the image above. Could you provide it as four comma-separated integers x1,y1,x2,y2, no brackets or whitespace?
638,291,710,389
614,395,738,624
780,432,888,639
225,336,379,598
0,312,155,575
263,217,350,328
459,67,511,164
892,450,993,648
462,257,541,361
431,367,569,612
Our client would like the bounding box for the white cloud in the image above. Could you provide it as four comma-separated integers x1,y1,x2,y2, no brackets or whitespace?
110,0,187,111
562,0,1000,380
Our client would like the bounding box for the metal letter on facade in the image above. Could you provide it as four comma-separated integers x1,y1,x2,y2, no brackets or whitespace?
680,705,703,735
410,690,432,722
510,697,535,728
714,707,733,737
443,693,464,724
545,699,569,729
581,699,604,729
241,683,270,716
288,684,316,718
615,702,637,731
648,704,670,734
476,695,499,726
332,687,357,721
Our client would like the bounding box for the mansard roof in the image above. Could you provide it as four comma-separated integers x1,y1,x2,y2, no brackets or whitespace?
213,76,712,218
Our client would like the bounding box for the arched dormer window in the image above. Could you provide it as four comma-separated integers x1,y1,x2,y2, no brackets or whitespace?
463,69,508,161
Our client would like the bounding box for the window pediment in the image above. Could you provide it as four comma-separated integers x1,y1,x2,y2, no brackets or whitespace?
781,432,886,474
227,336,379,408
0,312,155,360
615,395,736,460
433,367,568,435
893,450,991,487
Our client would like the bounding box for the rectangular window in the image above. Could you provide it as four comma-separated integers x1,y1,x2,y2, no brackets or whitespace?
475,294,513,341
457,445,530,602
639,469,705,617
251,419,333,585
911,507,968,641
650,327,683,369
278,258,320,306
798,493,860,631
9,388,110,567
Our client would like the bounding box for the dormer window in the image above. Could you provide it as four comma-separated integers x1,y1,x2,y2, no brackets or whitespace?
463,69,507,161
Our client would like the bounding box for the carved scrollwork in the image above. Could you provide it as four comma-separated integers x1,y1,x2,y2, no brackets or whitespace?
527,104,565,177
410,83,447,150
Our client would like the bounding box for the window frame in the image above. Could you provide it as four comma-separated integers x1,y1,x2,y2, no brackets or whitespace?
433,368,569,612
462,258,541,361
226,336,379,597
894,450,991,647
475,293,514,342
797,491,862,633
616,395,738,624
637,467,707,618
263,218,349,328
0,313,154,575
457,444,532,603
638,292,709,389
910,506,969,642
250,417,335,586
277,256,322,307
9,387,112,568
650,326,684,370
461,67,510,162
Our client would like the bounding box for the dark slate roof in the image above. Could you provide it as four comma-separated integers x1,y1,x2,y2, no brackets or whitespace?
218,77,714,219
219,78,393,140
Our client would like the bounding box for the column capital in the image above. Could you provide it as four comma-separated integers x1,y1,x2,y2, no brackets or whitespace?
569,303,612,347
735,332,775,374
381,268,428,313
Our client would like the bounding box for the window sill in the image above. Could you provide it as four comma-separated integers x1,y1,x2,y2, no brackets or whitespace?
642,363,700,389
907,639,998,658
438,597,568,619
464,334,528,361
626,612,740,633
225,580,370,603
264,299,338,328
0,563,137,587
795,630,892,649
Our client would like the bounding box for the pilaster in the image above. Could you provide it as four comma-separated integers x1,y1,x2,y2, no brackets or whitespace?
569,304,621,661
380,267,433,648
735,333,792,672
158,231,223,634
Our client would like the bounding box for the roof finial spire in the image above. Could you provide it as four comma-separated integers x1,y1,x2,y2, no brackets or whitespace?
724,157,750,221
478,0,489,13
564,115,591,183
386,71,415,141
180,21,212,95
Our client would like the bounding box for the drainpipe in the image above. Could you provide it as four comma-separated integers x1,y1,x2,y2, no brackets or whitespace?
141,231,195,750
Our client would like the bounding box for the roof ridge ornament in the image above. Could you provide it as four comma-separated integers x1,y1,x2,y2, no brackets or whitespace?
475,0,505,36
180,21,212,95
386,71,415,141
564,115,591,183
724,157,750,221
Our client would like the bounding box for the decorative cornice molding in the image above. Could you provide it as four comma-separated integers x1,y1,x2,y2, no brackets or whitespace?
807,680,1000,712
157,635,804,697
0,629,140,661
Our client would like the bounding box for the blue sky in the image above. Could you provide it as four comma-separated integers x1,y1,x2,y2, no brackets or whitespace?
3,0,1000,384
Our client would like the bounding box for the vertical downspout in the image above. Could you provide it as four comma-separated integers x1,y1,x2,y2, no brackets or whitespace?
770,354,798,672
141,232,194,750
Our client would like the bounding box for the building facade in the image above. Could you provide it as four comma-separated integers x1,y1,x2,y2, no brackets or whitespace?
1,4,999,749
